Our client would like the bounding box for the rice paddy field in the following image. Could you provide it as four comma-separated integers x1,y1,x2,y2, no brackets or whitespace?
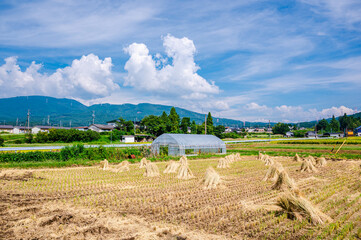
1,154,361,239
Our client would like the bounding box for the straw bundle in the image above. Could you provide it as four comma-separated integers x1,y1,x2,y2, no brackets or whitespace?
316,157,327,167
300,158,318,173
263,162,284,182
294,153,302,162
203,167,221,189
277,192,332,225
272,171,298,191
163,160,180,173
217,158,230,169
139,158,149,168
143,162,160,177
100,159,109,170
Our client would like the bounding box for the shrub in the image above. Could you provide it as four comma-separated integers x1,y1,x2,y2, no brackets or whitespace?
0,136,4,146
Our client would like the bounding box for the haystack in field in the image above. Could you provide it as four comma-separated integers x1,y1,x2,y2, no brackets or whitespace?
217,158,230,169
203,167,221,189
100,159,109,170
277,192,332,225
264,155,274,166
143,162,159,177
179,155,188,165
139,158,149,168
177,165,194,180
272,171,298,191
294,153,302,162
234,153,241,161
307,156,317,165
177,156,194,180
163,160,180,173
225,154,234,163
316,157,327,167
263,162,284,182
300,158,318,173
115,161,130,172
258,152,264,160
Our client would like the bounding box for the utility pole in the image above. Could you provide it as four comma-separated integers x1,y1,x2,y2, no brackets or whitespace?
16,118,18,126
47,115,50,125
27,109,30,133
204,114,207,135
92,111,95,125
269,120,271,140
60,120,62,127
69,120,72,128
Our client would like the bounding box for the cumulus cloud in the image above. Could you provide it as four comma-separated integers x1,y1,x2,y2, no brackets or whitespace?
124,34,219,99
0,54,119,100
245,102,269,111
239,103,357,122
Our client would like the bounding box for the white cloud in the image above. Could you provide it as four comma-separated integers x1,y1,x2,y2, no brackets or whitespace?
123,34,219,99
0,54,119,100
245,102,269,111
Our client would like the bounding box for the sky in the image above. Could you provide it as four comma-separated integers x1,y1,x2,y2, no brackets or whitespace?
0,0,360,122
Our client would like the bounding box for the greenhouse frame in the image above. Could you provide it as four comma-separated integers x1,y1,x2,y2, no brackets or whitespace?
151,133,226,156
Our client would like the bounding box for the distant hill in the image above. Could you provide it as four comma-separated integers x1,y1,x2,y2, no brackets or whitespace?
0,96,272,127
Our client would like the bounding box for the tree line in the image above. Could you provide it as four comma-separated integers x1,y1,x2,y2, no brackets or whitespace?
138,107,225,138
272,114,361,135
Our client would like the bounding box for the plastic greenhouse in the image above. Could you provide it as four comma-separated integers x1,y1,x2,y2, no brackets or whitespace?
151,134,226,156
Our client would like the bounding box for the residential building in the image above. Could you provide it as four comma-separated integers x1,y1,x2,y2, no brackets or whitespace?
0,125,14,133
32,126,70,134
122,135,135,143
89,124,114,132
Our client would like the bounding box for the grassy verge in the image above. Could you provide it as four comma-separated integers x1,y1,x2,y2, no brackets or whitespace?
228,149,361,160
0,153,223,169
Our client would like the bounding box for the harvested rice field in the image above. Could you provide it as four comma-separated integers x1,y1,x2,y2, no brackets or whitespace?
1,155,361,239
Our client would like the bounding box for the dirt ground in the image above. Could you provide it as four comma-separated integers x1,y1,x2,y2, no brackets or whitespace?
1,156,361,239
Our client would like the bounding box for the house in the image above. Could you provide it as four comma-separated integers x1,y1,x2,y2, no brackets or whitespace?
305,131,317,138
224,127,233,133
73,126,89,131
346,129,354,137
247,128,255,133
356,126,361,136
285,131,294,137
31,126,70,134
89,124,114,132
13,126,31,134
122,135,135,143
255,128,265,133
266,128,273,133
0,125,14,133
323,132,342,138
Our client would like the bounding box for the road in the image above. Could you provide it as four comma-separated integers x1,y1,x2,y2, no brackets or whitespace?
0,137,328,152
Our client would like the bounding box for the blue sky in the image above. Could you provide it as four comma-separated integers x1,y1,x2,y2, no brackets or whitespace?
0,0,360,122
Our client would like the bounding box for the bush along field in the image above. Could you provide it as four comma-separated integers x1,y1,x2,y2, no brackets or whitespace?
1,153,361,239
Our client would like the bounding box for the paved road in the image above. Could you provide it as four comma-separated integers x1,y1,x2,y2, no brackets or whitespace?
0,137,329,152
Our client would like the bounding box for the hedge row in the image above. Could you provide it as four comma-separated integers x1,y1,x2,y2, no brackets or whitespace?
0,145,151,163
0,151,60,163
275,139,361,145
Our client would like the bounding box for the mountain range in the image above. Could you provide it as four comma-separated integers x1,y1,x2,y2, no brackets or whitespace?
0,96,270,127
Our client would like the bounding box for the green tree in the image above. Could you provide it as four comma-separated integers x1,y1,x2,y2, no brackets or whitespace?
329,115,340,132
180,117,191,133
206,112,214,134
25,133,33,143
272,123,290,135
169,107,180,132
190,120,197,134
214,125,225,138
116,117,134,133
316,119,329,132
141,115,164,136
160,111,170,132
0,136,4,146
